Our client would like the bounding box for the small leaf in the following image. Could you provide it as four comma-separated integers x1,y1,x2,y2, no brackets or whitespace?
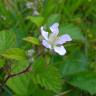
2,48,27,61
27,16,44,27
23,36,40,45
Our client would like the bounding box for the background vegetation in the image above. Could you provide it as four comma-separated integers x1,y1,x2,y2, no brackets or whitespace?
0,0,96,96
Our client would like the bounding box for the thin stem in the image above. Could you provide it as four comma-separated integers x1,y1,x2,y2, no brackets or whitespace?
55,89,73,96
4,63,32,83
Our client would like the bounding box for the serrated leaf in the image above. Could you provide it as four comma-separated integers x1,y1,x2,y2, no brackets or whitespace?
23,36,39,45
7,73,31,96
27,16,44,27
0,30,16,54
7,72,54,96
31,58,62,93
7,60,31,96
69,72,96,95
11,60,29,74
1,48,27,61
60,24,84,41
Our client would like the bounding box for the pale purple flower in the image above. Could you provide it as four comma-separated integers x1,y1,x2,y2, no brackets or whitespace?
40,23,72,56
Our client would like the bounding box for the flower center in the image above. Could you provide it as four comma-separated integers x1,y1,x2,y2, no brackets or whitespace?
48,34,58,48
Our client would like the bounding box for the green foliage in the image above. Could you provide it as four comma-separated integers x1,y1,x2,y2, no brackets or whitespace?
0,0,96,96
23,36,40,45
31,58,62,93
7,73,32,96
6,57,62,96
69,72,96,95
28,16,44,27
0,59,5,68
59,49,87,76
2,48,27,61
11,60,29,74
45,14,60,27
7,73,54,96
0,30,16,54
7,58,58,96
60,24,84,41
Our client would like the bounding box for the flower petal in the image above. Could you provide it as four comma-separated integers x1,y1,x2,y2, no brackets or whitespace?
41,27,48,40
50,23,59,34
54,46,66,55
56,34,72,45
42,40,51,49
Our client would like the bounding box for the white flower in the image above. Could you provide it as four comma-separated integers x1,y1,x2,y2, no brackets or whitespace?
33,10,39,16
26,2,33,9
40,23,72,56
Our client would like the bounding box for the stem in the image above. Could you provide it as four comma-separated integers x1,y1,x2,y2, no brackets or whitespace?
4,63,32,83
55,89,72,96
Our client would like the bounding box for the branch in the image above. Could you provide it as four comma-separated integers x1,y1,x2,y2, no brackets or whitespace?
4,63,32,83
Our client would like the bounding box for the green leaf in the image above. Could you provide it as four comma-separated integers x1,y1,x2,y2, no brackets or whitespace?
61,56,87,76
69,72,96,95
23,36,40,45
27,16,44,27
0,30,16,54
1,48,27,61
43,0,59,17
31,58,62,93
45,14,60,27
7,58,56,96
60,24,84,41
56,49,87,76
7,73,54,96
11,27,28,47
11,60,29,75
7,60,30,96
7,73,31,96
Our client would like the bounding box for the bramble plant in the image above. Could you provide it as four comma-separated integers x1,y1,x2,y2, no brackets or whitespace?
0,0,96,96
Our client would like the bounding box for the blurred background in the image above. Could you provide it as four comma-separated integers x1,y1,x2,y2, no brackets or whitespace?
0,0,96,96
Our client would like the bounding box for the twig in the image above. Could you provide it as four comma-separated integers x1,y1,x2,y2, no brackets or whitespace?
4,63,32,83
55,89,73,96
